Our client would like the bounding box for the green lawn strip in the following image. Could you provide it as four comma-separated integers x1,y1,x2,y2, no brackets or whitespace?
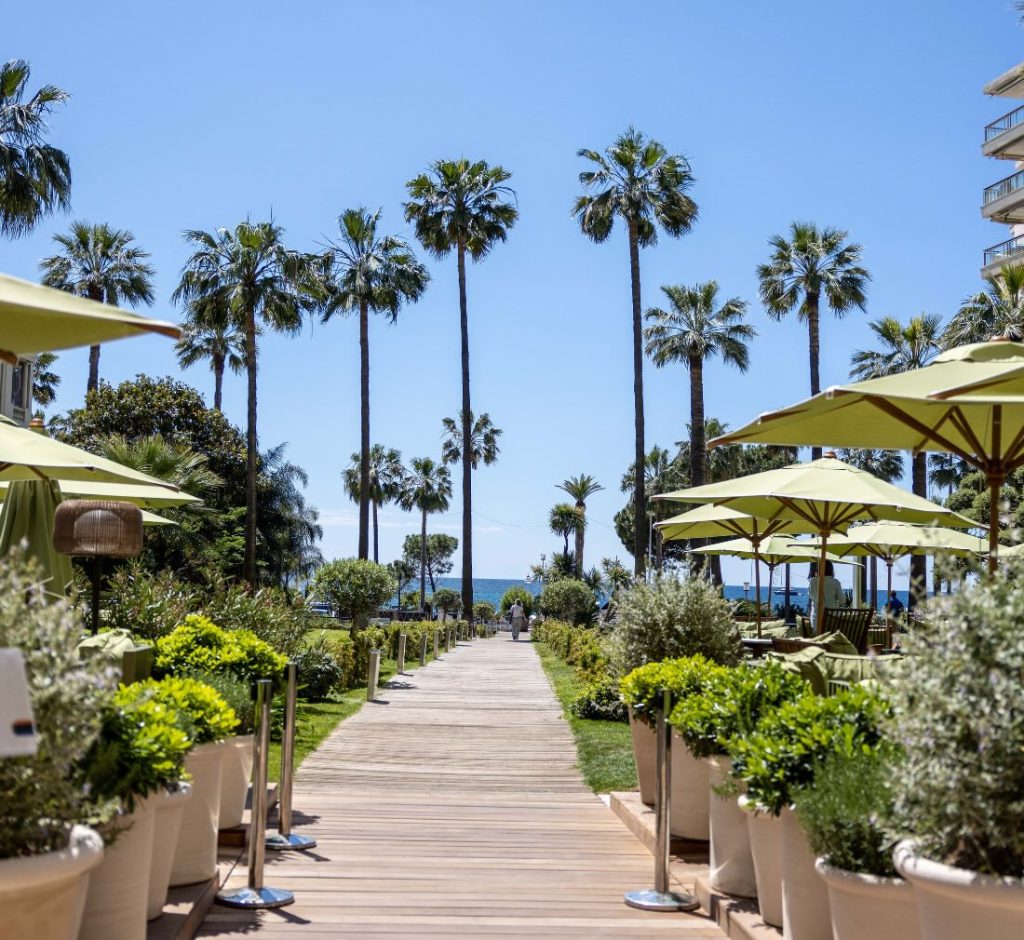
533,641,637,794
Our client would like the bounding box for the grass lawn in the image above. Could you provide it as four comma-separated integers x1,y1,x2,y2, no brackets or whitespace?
533,641,637,794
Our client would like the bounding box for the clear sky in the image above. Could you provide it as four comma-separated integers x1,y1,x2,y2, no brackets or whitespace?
5,1,1022,586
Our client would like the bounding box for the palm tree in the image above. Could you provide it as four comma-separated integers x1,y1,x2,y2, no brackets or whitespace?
644,281,755,492
549,502,583,557
95,433,223,497
40,221,156,392
176,296,245,411
342,444,404,563
0,59,71,238
928,452,969,499
398,456,452,611
558,474,604,577
259,442,324,590
757,222,870,459
574,127,698,576
405,159,518,620
441,411,501,467
322,208,430,559
942,264,1024,348
173,220,320,586
31,352,59,411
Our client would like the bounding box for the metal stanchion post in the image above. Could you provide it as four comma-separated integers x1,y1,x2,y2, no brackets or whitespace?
367,649,381,702
397,634,407,675
217,679,294,909
419,632,427,665
267,664,316,852
624,689,699,912
433,629,439,658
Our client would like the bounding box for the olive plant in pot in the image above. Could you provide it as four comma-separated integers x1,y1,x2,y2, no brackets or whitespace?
612,576,741,804
887,562,1024,938
670,661,806,899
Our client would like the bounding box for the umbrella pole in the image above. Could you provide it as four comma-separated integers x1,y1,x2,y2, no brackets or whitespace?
988,472,1002,576
753,547,763,638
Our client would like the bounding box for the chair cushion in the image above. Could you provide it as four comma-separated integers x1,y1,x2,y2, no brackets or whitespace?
766,647,828,696
814,630,860,655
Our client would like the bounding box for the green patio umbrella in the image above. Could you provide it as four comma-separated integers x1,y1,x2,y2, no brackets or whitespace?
0,479,72,597
140,509,174,526
0,478,200,509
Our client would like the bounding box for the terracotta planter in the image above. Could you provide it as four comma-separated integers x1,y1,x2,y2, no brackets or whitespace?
781,806,831,940
816,857,919,940
894,840,1024,940
218,734,255,829
740,797,783,928
170,740,225,886
79,795,158,940
707,756,756,898
0,824,103,940
627,707,656,805
147,783,194,920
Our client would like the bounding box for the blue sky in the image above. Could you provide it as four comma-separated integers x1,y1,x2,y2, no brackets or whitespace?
5,1,1022,586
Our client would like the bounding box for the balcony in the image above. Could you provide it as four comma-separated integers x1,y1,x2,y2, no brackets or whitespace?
982,169,1024,222
982,235,1024,278
983,104,1024,159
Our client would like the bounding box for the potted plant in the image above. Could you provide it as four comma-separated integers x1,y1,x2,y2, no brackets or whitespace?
0,559,111,940
888,564,1024,937
671,661,806,899
794,746,918,940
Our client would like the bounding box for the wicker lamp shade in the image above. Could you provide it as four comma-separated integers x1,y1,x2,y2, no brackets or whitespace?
53,499,143,558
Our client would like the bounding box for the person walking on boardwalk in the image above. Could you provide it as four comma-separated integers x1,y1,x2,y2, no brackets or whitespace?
510,599,526,640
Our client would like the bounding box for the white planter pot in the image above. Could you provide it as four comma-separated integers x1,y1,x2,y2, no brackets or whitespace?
627,708,655,805
147,783,194,920
816,857,919,940
706,756,757,898
781,806,831,940
79,794,158,940
170,740,225,886
218,734,255,830
894,840,1024,940
0,824,103,940
671,738,709,840
740,797,783,928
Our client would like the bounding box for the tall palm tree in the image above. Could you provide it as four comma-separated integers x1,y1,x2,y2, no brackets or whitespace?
644,281,755,492
342,444,404,563
942,264,1024,348
928,452,969,498
440,410,502,467
259,442,324,590
173,220,320,586
176,296,245,411
549,502,583,557
405,159,518,620
574,127,698,576
31,352,59,411
757,222,870,459
322,208,429,559
399,456,452,610
0,59,71,238
850,313,942,606
558,474,604,577
95,433,223,497
40,221,155,392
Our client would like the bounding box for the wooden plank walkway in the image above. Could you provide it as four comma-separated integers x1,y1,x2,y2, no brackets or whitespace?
198,635,723,938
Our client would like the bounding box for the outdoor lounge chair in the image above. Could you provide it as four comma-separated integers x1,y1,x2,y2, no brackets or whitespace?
820,607,874,654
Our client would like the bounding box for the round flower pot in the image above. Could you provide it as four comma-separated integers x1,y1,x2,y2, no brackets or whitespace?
0,824,104,940
781,806,831,940
671,738,709,840
627,706,656,805
740,796,783,928
169,740,225,886
706,756,757,898
218,734,255,830
147,783,194,920
894,840,1024,940
816,857,919,940
79,794,159,940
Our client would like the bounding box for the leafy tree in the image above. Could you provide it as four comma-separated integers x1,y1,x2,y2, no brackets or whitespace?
405,158,518,620
32,352,59,411
942,264,1024,347
500,585,533,617
430,587,462,619
574,127,698,576
398,456,452,609
757,222,869,459
539,578,597,626
473,600,496,622
311,558,396,632
0,59,71,238
549,502,583,556
401,533,458,593
440,410,501,468
174,220,321,586
385,558,416,607
176,295,245,412
40,221,156,392
321,208,429,559
558,474,604,577
343,445,405,563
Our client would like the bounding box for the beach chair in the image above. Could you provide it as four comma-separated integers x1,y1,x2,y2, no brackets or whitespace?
821,608,873,655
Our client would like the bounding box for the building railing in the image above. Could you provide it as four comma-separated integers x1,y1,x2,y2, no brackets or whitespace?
985,103,1024,142
984,169,1024,206
983,234,1024,268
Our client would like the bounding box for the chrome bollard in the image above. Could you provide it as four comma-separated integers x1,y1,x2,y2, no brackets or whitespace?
217,679,294,909
624,689,699,912
367,649,381,702
419,632,428,666
266,663,316,852
433,629,439,658
397,634,407,675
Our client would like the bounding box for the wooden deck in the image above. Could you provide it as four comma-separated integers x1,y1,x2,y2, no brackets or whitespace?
198,635,723,938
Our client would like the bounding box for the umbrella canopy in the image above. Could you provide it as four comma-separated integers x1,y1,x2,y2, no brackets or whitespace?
691,534,852,566
710,339,1024,571
0,273,179,364
141,509,175,526
0,478,200,509
0,480,72,597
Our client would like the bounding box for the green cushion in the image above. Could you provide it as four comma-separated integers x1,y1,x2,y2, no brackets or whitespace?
77,628,136,661
766,647,828,696
738,620,790,639
820,653,906,686
814,630,859,655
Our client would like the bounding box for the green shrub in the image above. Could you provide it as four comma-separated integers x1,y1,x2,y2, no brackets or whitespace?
311,558,397,628
105,561,198,640
201,579,312,657
188,671,255,734
571,676,628,722
500,586,533,617
294,632,345,700
350,626,387,680
473,601,496,622
621,655,725,728
534,620,611,678
154,615,287,686
430,588,462,617
135,676,239,744
539,578,597,625
611,576,742,674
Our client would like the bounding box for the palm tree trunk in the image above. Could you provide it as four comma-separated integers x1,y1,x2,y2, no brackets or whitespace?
574,503,585,578
627,220,646,578
87,345,100,394
372,498,379,564
807,290,822,461
358,300,371,560
213,351,225,411
243,307,258,587
420,506,428,612
457,241,474,621
689,355,714,580
910,452,928,608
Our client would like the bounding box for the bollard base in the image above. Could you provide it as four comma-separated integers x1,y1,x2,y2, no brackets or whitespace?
266,831,317,851
217,885,295,909
624,888,700,912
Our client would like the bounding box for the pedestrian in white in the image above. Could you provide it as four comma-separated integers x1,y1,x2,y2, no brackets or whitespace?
510,600,526,641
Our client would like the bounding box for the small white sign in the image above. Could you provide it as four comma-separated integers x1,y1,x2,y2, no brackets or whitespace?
0,648,37,757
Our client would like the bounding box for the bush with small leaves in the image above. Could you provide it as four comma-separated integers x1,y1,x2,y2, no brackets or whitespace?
620,655,726,728
539,578,597,625
104,560,198,640
571,676,628,722
294,633,345,701
430,588,462,617
311,558,396,629
135,676,239,745
473,600,496,622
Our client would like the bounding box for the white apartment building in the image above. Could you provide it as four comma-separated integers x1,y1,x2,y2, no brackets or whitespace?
981,61,1024,276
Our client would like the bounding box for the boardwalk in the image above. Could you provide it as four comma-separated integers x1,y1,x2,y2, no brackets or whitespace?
199,635,722,939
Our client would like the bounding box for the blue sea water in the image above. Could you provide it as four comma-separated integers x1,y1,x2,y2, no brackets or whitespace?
723,583,912,611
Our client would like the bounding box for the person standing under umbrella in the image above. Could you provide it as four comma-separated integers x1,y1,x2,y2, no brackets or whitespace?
807,561,845,629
